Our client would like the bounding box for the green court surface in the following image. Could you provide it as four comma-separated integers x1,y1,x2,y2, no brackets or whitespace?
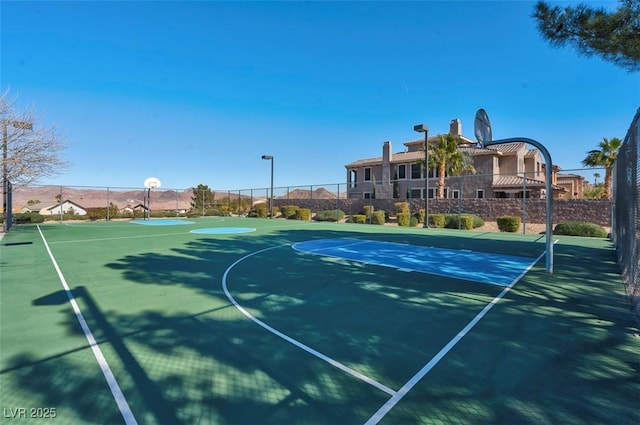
1,217,638,424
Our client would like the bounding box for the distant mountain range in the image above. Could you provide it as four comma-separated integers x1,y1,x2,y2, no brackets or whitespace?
11,186,342,212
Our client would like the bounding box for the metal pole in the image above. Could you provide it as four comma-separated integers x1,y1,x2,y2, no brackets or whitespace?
59,186,63,223
522,172,527,234
486,137,554,273
270,158,274,219
2,122,8,231
424,131,429,228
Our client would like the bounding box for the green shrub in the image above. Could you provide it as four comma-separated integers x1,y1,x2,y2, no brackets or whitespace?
410,216,419,227
13,212,45,224
294,208,311,221
459,215,474,230
314,209,345,222
253,203,268,218
553,221,607,238
497,215,521,232
415,209,425,226
86,207,107,220
429,214,445,228
394,202,410,216
371,210,386,225
442,214,479,230
348,214,367,224
397,212,410,227
280,205,299,219
363,205,374,218
472,215,485,228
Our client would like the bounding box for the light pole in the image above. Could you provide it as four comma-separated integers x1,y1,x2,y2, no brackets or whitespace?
261,155,274,218
414,124,429,228
3,120,33,231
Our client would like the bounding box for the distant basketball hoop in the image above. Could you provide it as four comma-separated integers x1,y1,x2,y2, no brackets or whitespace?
143,177,161,220
144,177,161,190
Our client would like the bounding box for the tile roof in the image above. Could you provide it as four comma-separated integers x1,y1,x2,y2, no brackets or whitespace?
486,142,525,155
344,142,526,168
493,175,546,187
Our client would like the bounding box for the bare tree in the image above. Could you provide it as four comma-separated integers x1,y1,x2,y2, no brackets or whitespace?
1,89,69,186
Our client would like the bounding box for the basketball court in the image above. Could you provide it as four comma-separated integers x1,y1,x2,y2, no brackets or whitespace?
1,217,638,424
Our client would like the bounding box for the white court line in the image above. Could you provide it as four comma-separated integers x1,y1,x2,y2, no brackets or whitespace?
364,247,549,425
222,245,396,396
37,226,138,425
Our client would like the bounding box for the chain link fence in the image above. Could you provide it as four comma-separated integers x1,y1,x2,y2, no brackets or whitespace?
6,168,611,231
612,108,640,321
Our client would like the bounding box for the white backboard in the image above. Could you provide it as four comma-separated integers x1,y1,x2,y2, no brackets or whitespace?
144,177,161,189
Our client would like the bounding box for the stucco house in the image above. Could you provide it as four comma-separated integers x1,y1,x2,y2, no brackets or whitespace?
119,203,148,215
35,199,87,216
345,118,567,200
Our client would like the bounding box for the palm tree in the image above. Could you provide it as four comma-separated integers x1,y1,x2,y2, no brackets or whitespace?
581,137,622,199
427,134,476,199
593,172,600,185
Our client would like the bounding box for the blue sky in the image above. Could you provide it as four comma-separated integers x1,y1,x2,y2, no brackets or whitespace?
2,1,637,191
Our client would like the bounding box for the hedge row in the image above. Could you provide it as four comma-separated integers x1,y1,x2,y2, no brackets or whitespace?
314,209,345,222
553,221,608,237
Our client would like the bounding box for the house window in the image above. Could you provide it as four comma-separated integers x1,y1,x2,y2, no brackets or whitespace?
410,188,422,199
477,189,484,199
364,167,372,181
452,189,460,199
428,188,435,199
495,191,507,199
397,164,406,179
411,163,421,179
349,170,357,188
364,192,373,199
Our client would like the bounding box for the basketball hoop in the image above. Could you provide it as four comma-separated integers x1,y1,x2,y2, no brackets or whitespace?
144,177,161,190
143,177,161,220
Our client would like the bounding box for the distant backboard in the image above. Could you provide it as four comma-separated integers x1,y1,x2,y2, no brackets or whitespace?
144,177,161,189
474,109,492,147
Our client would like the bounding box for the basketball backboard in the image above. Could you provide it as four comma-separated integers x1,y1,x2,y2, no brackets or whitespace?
474,109,492,147
144,177,161,189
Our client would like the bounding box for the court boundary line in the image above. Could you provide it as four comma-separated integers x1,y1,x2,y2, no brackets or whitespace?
37,226,138,425
364,247,549,425
221,244,397,396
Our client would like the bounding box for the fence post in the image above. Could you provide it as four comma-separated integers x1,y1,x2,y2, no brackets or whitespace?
59,186,63,223
522,172,527,234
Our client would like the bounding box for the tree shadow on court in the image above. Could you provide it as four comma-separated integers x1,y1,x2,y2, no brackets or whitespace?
379,237,639,425
5,225,638,424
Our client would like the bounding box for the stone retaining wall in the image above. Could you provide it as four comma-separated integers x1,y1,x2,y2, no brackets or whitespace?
272,198,612,227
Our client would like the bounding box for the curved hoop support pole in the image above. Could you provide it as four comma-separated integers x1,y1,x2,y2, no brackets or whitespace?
485,137,554,273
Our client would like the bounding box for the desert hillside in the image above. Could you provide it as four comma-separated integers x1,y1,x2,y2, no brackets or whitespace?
10,186,341,212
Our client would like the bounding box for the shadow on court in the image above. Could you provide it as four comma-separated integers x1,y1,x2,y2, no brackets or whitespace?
1,223,638,424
